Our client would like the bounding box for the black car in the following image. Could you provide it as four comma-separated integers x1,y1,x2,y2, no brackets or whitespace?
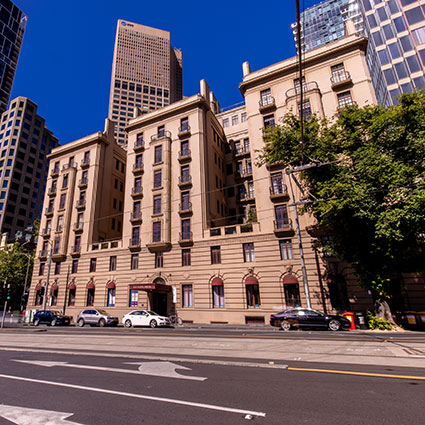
33,310,72,326
270,308,350,331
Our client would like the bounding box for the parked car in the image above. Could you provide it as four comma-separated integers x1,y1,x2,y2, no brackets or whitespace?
122,310,171,328
270,307,350,331
33,310,72,326
76,308,118,327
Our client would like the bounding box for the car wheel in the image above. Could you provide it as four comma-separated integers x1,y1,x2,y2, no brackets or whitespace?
77,319,85,327
328,319,341,331
51,318,57,326
33,318,40,326
125,319,132,328
98,319,106,327
150,319,157,328
281,320,291,331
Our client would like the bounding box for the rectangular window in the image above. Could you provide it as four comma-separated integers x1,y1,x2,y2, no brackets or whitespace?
232,115,239,126
155,251,163,268
154,145,162,163
211,246,221,264
39,263,45,276
275,205,289,229
243,243,255,262
181,219,191,240
72,259,78,274
337,91,353,108
153,169,162,188
89,258,97,273
223,118,229,128
182,249,191,266
260,88,273,106
131,254,139,270
54,262,61,275
153,221,161,242
180,140,189,156
263,115,275,129
279,240,293,260
130,290,139,307
109,256,117,271
241,112,247,122
181,191,190,210
59,194,66,209
181,165,190,182
153,194,162,214
180,117,189,132
182,284,193,308
157,125,165,138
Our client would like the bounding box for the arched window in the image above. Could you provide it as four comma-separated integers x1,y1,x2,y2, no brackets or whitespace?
211,277,225,308
34,284,44,306
50,284,58,306
107,281,116,307
245,276,261,308
283,275,301,308
86,282,95,306
68,283,76,306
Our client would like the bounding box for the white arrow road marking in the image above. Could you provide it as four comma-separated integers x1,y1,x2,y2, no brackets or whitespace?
124,361,206,380
0,404,83,425
0,373,266,418
13,359,207,381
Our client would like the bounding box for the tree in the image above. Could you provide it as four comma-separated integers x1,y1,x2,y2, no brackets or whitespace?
259,90,425,316
0,243,34,311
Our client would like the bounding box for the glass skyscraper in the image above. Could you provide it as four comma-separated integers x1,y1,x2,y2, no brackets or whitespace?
0,0,26,115
359,0,425,106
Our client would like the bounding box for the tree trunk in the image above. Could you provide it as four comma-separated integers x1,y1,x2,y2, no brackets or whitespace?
374,299,394,323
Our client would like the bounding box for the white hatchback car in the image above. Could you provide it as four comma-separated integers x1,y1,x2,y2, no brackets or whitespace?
122,310,171,328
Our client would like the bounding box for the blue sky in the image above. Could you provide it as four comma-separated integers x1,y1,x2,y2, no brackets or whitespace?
11,0,319,144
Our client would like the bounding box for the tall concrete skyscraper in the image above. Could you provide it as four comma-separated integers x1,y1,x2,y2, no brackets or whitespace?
0,97,58,241
108,20,182,145
0,0,27,115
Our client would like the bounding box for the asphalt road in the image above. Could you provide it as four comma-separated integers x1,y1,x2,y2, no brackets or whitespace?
0,348,424,425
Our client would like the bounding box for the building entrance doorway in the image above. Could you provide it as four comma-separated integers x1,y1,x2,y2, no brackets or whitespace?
151,292,168,316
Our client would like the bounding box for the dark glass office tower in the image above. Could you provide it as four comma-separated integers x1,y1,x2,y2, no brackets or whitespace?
0,0,26,115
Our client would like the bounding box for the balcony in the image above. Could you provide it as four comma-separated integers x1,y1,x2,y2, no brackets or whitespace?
273,219,294,235
147,240,171,251
133,161,144,174
76,199,86,209
39,249,48,259
51,166,60,177
47,187,57,197
179,201,192,215
330,71,352,89
128,237,141,250
71,245,81,257
45,207,54,216
62,161,77,171
269,184,289,200
40,228,51,238
131,186,143,198
79,177,88,188
179,231,193,246
178,149,191,162
259,96,276,113
237,193,255,203
235,168,253,180
81,158,90,168
150,130,172,143
285,81,319,101
134,138,145,151
178,175,192,188
73,222,84,232
130,211,142,223
178,125,191,138
233,146,250,158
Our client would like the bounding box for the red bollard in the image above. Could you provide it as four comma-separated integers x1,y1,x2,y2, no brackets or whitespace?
343,312,356,330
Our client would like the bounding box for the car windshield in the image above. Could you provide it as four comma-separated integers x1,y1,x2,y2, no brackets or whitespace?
147,311,159,316
97,309,109,316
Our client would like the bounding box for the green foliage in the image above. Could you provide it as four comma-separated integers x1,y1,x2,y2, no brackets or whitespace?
366,310,394,330
259,90,425,298
0,243,34,309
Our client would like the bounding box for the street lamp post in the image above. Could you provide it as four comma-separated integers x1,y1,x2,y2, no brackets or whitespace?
20,252,32,312
42,243,53,311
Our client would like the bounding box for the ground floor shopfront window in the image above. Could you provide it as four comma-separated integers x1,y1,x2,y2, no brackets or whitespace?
182,284,193,308
107,288,115,307
50,288,58,306
212,284,225,308
86,287,95,306
246,284,261,308
130,290,139,307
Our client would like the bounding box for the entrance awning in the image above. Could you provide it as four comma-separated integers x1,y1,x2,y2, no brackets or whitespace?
130,283,171,292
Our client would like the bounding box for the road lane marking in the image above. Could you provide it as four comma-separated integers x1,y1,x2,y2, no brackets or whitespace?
0,404,82,425
0,373,266,418
288,367,425,380
13,359,207,381
1,347,288,368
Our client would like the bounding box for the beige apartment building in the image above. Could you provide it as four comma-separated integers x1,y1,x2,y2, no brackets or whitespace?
108,20,182,146
29,31,387,324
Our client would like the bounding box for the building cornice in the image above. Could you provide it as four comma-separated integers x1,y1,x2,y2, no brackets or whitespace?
125,94,209,131
239,35,368,95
